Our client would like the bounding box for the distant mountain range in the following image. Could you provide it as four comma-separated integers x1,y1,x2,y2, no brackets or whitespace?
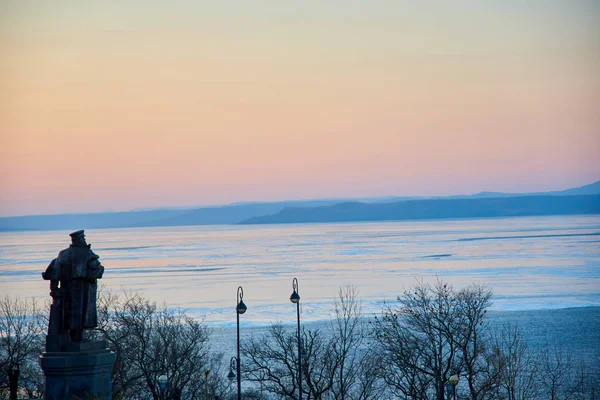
1,181,599,231
239,194,600,224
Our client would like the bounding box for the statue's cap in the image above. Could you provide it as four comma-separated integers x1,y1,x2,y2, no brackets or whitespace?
69,230,85,237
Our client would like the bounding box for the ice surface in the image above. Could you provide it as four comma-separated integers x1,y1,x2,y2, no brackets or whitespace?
1,215,599,326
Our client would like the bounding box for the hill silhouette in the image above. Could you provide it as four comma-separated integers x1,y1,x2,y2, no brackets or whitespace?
239,194,600,225
1,181,599,231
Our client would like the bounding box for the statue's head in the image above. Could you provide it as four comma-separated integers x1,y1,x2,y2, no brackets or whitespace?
69,230,87,246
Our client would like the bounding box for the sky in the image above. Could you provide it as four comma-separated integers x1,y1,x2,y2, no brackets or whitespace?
1,0,599,216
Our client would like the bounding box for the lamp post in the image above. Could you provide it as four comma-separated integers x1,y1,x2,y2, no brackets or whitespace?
235,286,247,400
158,374,167,400
289,277,302,400
448,375,459,400
227,356,238,399
8,366,19,400
204,369,210,400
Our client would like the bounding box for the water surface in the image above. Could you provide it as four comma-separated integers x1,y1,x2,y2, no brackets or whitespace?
1,215,598,325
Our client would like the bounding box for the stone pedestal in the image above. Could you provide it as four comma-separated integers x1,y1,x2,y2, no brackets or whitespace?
39,341,116,400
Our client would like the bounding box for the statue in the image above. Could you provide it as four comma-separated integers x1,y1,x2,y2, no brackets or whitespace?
42,230,105,349
40,230,115,400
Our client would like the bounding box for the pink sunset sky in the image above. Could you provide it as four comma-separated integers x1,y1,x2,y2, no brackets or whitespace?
1,1,599,217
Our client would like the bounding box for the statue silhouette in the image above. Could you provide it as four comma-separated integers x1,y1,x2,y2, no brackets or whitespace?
42,230,104,349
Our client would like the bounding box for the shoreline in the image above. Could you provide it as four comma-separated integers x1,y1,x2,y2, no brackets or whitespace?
201,304,600,328
208,307,600,364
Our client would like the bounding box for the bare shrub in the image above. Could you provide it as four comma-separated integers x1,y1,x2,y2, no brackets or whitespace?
0,296,44,400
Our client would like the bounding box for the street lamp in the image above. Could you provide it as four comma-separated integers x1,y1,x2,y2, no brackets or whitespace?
235,286,247,400
158,374,167,400
447,375,459,400
289,277,303,400
227,356,237,384
204,369,211,400
8,366,19,400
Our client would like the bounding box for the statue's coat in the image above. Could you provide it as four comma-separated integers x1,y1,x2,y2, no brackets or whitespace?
43,243,104,336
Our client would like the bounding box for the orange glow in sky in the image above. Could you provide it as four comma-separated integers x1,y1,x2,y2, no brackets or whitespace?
1,1,599,216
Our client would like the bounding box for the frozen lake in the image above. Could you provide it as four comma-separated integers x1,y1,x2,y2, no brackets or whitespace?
1,215,599,326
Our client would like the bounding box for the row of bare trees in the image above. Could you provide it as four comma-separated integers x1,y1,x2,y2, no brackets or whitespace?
93,290,222,400
239,282,600,400
240,287,385,400
1,281,599,399
0,291,224,400
372,281,600,400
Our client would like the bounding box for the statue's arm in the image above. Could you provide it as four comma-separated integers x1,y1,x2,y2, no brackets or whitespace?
42,258,58,280
87,253,105,279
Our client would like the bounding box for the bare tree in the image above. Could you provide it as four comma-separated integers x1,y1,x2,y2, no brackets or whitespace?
241,322,303,399
453,284,500,400
565,356,600,400
185,352,228,400
93,289,147,397
495,322,538,400
540,344,574,400
302,327,338,399
0,296,44,400
329,286,385,400
94,290,213,400
374,280,462,400
347,346,388,400
536,344,600,400
241,286,383,400
373,280,501,400
241,324,340,399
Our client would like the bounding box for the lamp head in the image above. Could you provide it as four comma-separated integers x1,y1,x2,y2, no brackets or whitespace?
290,291,300,304
236,286,247,314
228,357,237,382
290,277,300,303
227,369,236,382
158,374,167,391
236,299,247,314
